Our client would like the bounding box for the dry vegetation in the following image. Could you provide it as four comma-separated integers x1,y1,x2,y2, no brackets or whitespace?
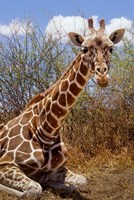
0,21,134,200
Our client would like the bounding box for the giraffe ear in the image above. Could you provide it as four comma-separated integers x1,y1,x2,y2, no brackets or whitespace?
109,29,125,44
68,32,84,46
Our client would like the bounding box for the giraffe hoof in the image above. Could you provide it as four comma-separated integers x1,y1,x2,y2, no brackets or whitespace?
65,170,88,189
24,180,42,198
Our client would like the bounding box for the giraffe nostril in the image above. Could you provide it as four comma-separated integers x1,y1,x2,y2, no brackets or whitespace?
96,68,101,73
104,67,107,72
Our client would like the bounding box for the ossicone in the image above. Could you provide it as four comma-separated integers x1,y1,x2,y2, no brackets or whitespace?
99,19,105,32
88,18,94,30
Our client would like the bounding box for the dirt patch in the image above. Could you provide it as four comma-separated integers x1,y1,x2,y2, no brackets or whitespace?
0,168,134,200
84,168,134,200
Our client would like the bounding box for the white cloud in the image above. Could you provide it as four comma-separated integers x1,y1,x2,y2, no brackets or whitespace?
45,15,133,44
45,15,88,43
0,18,32,36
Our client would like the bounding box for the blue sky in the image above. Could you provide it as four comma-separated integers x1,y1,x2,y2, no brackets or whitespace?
0,0,133,27
0,0,133,43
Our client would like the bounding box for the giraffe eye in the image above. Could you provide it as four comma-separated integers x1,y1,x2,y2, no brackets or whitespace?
81,46,88,54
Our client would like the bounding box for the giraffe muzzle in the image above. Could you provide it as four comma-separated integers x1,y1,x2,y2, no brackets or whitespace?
95,65,109,87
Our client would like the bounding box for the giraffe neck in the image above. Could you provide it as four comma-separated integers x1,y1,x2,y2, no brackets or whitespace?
34,53,93,143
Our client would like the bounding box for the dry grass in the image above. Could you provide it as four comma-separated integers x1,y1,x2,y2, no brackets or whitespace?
67,144,134,172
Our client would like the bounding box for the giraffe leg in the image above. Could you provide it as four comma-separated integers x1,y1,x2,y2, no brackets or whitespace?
42,167,88,193
0,164,42,198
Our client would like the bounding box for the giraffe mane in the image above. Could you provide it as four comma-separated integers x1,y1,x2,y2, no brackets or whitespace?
24,84,58,110
24,93,45,110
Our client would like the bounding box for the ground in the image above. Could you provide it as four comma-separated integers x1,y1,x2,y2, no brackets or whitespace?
42,168,134,200
0,153,134,200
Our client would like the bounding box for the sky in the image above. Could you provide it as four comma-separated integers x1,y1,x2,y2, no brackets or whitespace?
0,0,133,43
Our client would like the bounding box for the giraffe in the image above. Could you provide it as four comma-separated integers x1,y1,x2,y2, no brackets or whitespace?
0,18,125,198
0,124,4,129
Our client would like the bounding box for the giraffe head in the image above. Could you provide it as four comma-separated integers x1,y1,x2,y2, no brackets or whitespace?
68,18,125,87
